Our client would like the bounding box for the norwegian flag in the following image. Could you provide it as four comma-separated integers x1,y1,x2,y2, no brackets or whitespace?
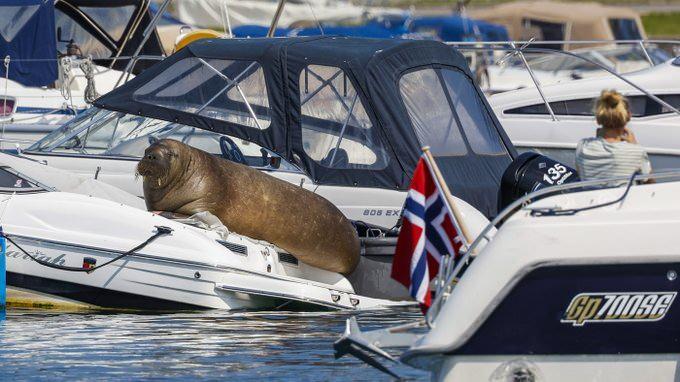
391,155,464,312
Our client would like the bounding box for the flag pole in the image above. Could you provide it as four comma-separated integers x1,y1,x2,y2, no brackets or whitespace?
421,147,474,248
422,146,476,326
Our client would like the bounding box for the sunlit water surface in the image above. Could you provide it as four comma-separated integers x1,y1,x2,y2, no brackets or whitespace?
0,308,428,381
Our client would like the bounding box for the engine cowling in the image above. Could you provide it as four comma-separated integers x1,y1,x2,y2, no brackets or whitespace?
498,152,579,212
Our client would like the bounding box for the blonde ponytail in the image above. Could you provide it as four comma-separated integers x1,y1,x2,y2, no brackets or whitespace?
594,90,630,129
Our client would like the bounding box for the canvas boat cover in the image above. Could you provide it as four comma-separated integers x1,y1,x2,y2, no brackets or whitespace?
470,1,645,48
169,0,372,30
0,0,57,87
95,37,516,218
57,0,165,72
233,14,509,42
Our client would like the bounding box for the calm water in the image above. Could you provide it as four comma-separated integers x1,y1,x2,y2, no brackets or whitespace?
0,308,428,381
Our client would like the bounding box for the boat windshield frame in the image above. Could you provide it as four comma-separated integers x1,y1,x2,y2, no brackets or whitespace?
25,107,300,173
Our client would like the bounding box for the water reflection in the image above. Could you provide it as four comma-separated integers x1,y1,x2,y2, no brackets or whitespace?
0,308,428,381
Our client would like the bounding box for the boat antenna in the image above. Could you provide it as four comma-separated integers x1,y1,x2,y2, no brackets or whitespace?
221,0,233,38
267,0,288,37
306,0,324,36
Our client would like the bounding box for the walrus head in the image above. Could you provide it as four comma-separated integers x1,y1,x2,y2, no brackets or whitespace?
137,139,183,189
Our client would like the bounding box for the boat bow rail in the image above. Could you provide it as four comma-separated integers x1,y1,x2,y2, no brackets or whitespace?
447,39,680,117
335,170,680,378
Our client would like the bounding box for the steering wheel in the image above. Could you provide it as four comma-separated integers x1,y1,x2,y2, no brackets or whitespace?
63,135,87,154
219,136,247,165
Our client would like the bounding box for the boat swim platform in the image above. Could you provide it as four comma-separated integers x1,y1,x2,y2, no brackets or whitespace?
6,287,99,311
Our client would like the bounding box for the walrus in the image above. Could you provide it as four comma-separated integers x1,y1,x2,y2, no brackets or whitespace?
136,139,360,274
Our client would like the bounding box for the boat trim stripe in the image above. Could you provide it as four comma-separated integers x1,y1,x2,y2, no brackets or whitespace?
6,233,357,295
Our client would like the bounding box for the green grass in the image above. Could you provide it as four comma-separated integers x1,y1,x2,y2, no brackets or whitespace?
642,12,680,38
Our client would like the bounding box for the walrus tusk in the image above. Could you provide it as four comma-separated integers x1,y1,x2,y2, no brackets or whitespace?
138,139,360,274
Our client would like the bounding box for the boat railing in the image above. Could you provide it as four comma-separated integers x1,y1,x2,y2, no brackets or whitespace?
445,39,680,121
426,169,680,326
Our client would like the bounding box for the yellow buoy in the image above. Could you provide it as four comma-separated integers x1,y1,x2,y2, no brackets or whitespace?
174,29,223,53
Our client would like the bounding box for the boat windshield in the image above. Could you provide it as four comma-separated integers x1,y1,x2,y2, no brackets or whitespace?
27,107,299,172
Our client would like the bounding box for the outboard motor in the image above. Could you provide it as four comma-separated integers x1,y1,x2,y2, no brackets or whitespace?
498,152,580,212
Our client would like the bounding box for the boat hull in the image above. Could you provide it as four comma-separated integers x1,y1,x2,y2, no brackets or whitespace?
434,354,680,382
5,235,286,310
5,233,401,311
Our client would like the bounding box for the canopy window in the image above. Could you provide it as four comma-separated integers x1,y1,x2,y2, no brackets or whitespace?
0,5,40,42
400,67,506,157
442,69,506,156
80,5,136,42
56,9,112,59
299,65,389,170
133,57,271,130
398,65,511,217
521,19,565,50
609,18,642,40
399,69,467,157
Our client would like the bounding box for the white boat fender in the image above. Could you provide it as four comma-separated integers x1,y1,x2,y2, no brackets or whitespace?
0,225,172,273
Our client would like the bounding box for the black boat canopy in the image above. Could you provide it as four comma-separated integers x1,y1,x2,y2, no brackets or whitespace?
56,0,164,72
95,36,516,217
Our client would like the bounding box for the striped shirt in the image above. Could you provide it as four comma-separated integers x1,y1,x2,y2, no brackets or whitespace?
575,137,652,181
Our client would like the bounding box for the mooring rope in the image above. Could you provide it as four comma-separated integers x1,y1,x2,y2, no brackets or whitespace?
59,56,73,102
0,225,173,274
79,56,99,103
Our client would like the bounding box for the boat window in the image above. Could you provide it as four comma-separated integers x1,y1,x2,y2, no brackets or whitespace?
0,167,40,192
609,18,642,40
27,108,296,172
649,94,680,115
0,4,40,42
55,9,112,59
521,19,565,50
0,97,15,117
647,48,672,65
505,95,680,117
30,107,110,151
400,69,467,156
80,5,136,41
441,69,506,155
299,65,389,170
133,57,271,130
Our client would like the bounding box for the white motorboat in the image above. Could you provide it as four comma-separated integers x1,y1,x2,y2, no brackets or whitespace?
480,44,672,94
11,37,513,302
0,151,405,310
489,56,680,170
0,0,167,147
334,169,680,381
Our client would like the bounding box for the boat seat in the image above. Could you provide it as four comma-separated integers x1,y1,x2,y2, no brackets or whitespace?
320,148,349,168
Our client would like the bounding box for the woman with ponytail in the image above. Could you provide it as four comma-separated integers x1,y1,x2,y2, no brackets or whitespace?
575,90,652,181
